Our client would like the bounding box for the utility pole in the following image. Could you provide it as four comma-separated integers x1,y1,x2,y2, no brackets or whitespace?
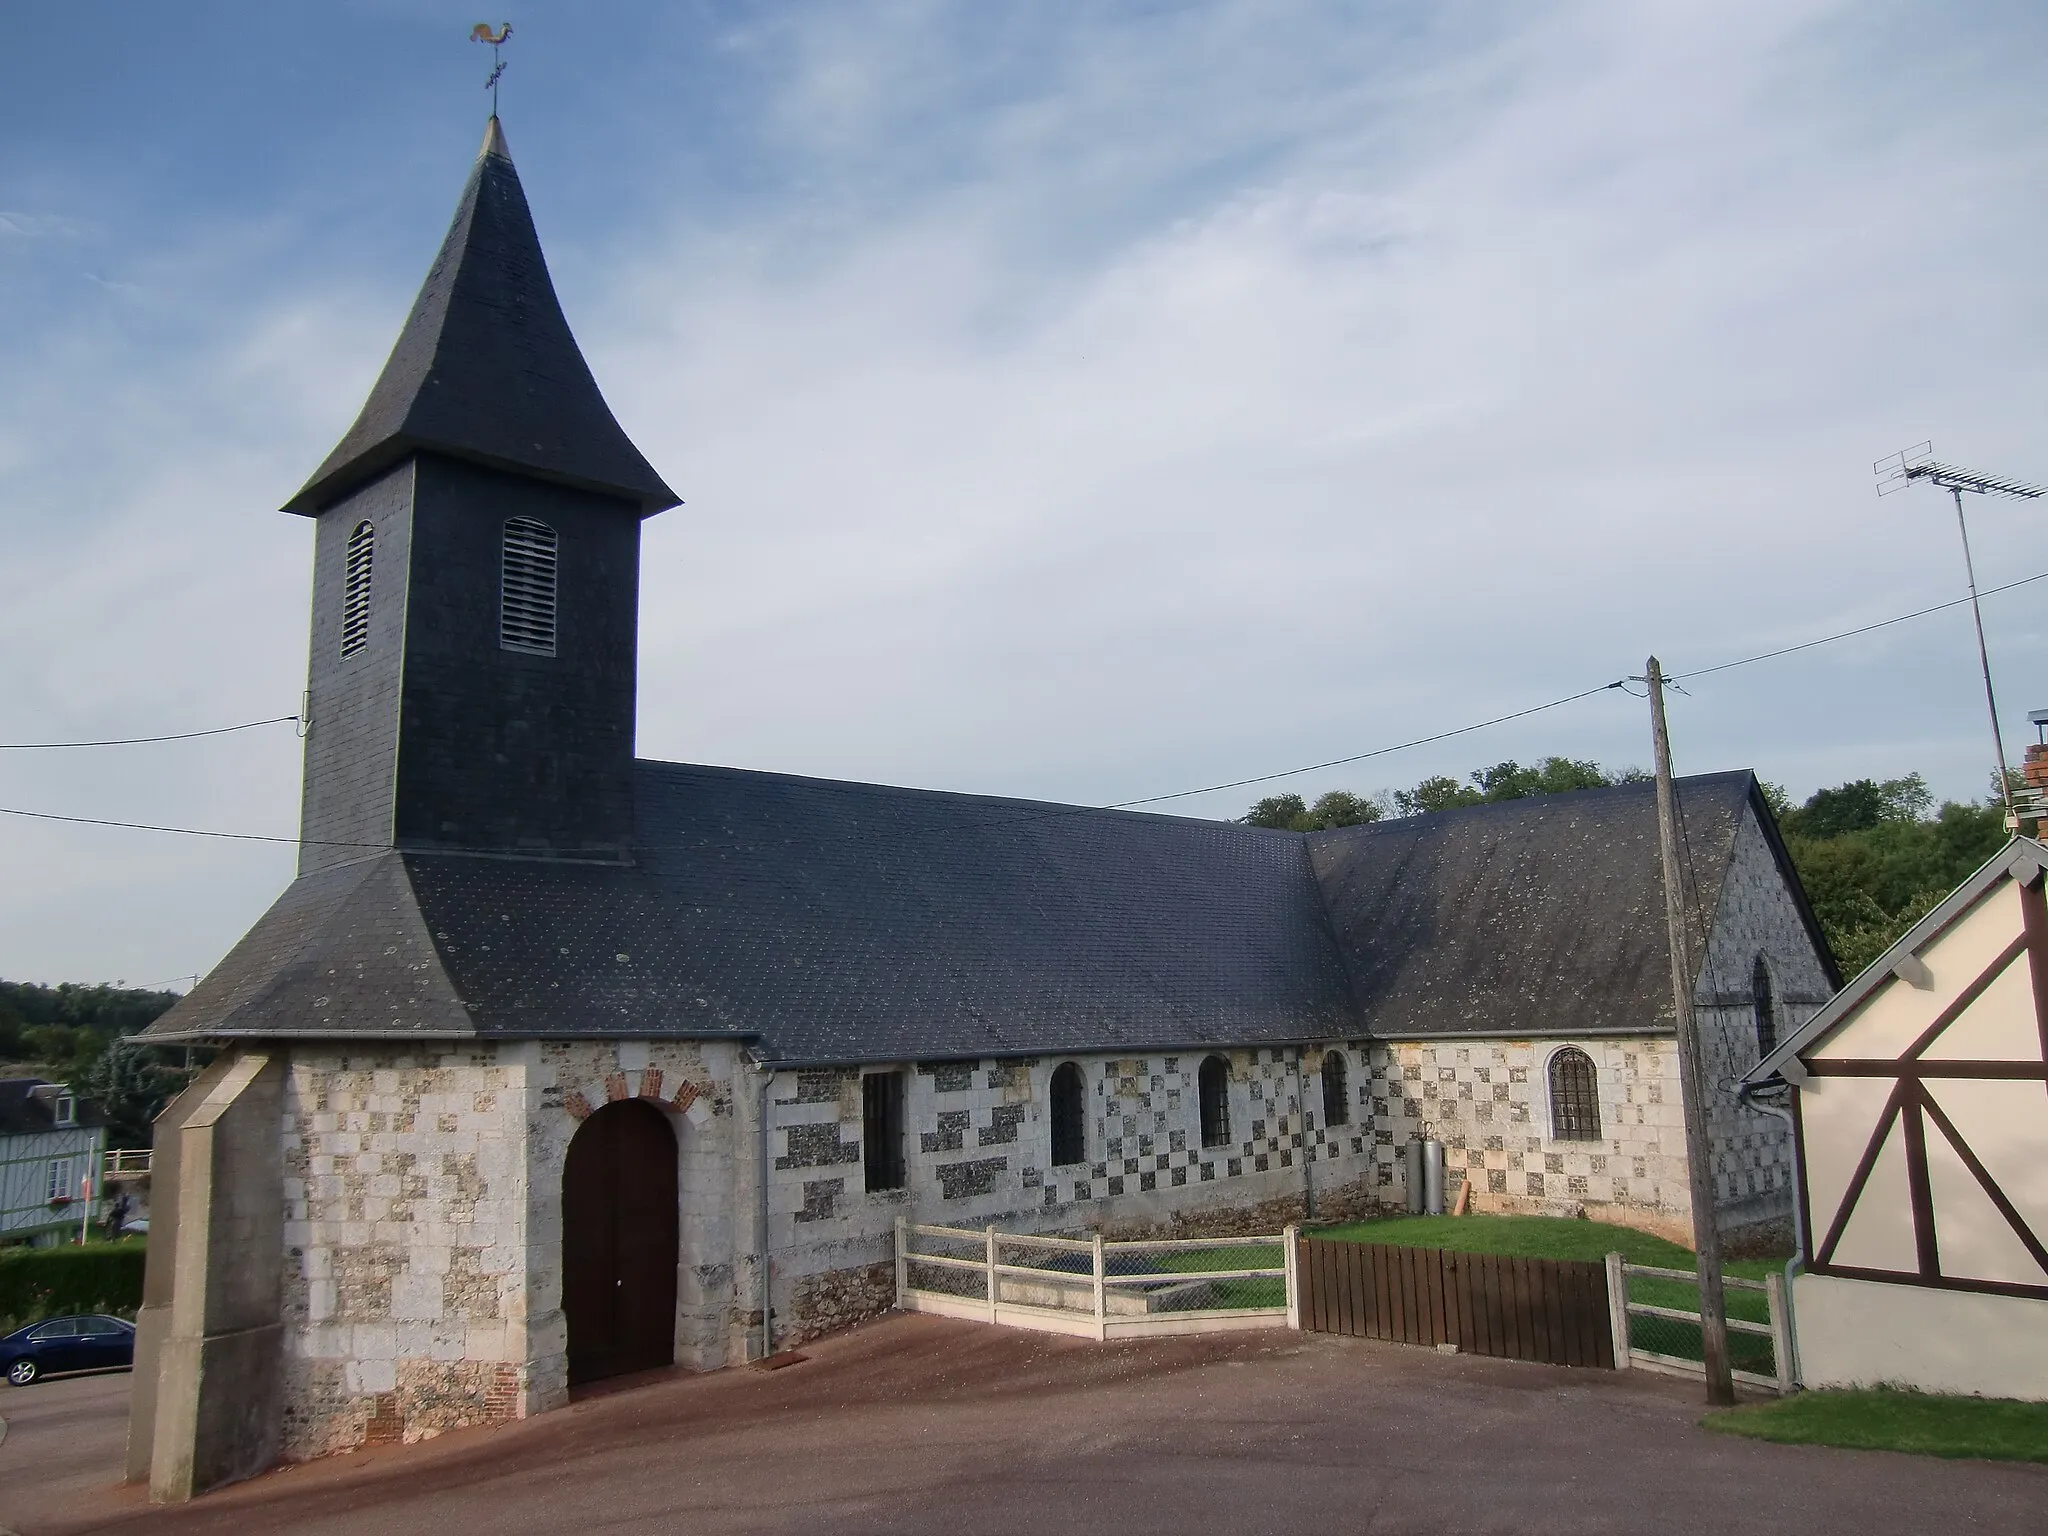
1646,656,1735,1406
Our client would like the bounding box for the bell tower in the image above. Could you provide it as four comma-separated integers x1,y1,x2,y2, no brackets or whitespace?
287,119,678,872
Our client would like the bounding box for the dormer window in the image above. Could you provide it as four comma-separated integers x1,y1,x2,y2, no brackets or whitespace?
54,1093,75,1127
341,521,375,658
501,517,558,656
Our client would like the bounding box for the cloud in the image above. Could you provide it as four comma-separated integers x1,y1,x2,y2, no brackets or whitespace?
2,0,2045,984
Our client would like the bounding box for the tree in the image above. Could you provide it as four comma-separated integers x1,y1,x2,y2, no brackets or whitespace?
1243,790,1384,832
84,1037,199,1151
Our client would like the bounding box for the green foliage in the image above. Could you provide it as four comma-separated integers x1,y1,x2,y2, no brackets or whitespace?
1780,788,2006,979
0,981,192,1147
1243,790,1385,831
1706,1387,2048,1463
1249,758,1648,825
0,1240,147,1333
1313,1213,1786,1272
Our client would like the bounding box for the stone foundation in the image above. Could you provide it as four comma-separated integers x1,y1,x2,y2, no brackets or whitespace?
784,1261,897,1346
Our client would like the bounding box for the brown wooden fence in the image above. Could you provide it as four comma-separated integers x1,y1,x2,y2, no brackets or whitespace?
1297,1238,1615,1369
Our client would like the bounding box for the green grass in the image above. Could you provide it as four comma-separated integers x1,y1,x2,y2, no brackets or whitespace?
1142,1243,1286,1309
1312,1215,1787,1372
1706,1388,2048,1462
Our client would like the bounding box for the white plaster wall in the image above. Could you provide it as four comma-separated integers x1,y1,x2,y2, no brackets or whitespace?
1796,1271,2048,1400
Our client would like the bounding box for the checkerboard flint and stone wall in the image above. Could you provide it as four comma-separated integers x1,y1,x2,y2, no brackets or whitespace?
765,1044,1380,1344
1365,804,1828,1249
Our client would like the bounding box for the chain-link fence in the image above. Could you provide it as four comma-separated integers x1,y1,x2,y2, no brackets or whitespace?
896,1220,1295,1338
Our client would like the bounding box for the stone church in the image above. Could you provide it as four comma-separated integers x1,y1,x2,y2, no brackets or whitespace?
132,118,1837,1499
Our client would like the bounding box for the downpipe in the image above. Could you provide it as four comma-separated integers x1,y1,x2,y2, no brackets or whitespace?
1736,1078,1802,1389
755,1060,773,1362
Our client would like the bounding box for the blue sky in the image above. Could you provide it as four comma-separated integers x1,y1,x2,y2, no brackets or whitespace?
4,0,2047,987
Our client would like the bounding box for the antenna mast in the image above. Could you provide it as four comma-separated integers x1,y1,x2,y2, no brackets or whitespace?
1877,443,2046,828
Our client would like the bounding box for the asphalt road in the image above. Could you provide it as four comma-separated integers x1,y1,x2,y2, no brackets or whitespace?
2,1316,2043,1535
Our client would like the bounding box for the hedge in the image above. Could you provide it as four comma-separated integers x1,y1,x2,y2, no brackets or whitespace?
0,1240,146,1331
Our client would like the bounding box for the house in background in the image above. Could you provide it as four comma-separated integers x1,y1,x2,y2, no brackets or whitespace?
1748,838,2048,1400
131,115,1837,1501
0,1079,106,1246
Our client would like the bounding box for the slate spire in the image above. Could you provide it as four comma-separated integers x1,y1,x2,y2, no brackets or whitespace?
284,117,678,515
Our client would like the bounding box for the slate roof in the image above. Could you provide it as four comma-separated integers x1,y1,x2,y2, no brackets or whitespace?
1310,771,1774,1039
144,764,1813,1062
282,118,678,516
0,1080,103,1137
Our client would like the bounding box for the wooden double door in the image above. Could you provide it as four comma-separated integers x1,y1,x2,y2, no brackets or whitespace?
563,1099,679,1385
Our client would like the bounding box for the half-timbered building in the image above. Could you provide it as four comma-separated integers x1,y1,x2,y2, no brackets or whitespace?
1748,838,2048,1400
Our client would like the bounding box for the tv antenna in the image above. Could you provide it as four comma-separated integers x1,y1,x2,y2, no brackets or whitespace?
471,23,513,117
1876,442,2046,826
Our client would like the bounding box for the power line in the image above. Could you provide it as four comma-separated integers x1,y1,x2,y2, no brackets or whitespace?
0,715,301,751
1670,569,2048,682
2,569,2042,850
1106,682,1628,809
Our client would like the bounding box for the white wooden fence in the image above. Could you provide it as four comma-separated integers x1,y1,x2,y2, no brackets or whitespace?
895,1218,1298,1340
1605,1255,1794,1394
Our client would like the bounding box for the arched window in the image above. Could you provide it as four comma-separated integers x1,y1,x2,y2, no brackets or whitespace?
340,521,374,658
1198,1055,1231,1149
1049,1062,1086,1167
501,517,558,656
1753,955,1777,1057
1321,1051,1349,1127
1548,1047,1600,1141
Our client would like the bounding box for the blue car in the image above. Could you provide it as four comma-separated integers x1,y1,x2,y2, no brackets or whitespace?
1,1314,135,1386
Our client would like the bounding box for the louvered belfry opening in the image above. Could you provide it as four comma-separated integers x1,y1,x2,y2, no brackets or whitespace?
500,516,559,655
340,521,374,658
1548,1047,1601,1141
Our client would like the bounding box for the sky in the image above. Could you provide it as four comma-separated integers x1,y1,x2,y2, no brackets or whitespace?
3,0,2046,989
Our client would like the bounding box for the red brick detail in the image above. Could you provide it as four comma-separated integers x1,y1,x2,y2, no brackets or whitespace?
363,1392,404,1447
482,1363,521,1422
564,1090,594,1121
670,1080,700,1114
638,1067,664,1100
604,1071,630,1103
2025,743,2048,792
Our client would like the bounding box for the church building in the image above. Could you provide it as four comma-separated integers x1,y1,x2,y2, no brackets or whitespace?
132,119,1836,1501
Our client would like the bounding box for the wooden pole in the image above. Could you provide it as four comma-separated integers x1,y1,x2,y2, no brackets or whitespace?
1646,656,1736,1406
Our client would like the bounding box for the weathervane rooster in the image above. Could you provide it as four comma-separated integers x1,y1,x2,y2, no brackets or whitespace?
472,23,513,115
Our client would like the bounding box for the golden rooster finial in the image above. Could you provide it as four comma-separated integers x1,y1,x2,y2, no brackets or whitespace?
471,23,513,115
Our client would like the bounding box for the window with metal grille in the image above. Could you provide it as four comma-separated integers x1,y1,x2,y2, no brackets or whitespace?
1198,1055,1231,1148
500,517,558,655
1321,1051,1349,1128
1548,1047,1601,1141
340,521,374,658
1753,955,1777,1058
1049,1062,1086,1167
862,1070,906,1192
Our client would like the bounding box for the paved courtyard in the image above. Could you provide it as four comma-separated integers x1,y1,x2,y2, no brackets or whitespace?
2,1315,2043,1535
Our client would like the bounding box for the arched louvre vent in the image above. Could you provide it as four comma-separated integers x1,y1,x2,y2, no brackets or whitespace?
340,521,375,658
501,517,558,656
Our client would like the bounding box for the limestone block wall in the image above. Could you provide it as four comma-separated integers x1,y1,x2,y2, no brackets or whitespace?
278,1046,528,1460
764,1044,1379,1344
524,1039,744,1394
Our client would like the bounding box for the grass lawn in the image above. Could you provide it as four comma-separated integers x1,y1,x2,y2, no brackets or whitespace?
1147,1242,1286,1308
1706,1388,2048,1462
1311,1214,1787,1372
